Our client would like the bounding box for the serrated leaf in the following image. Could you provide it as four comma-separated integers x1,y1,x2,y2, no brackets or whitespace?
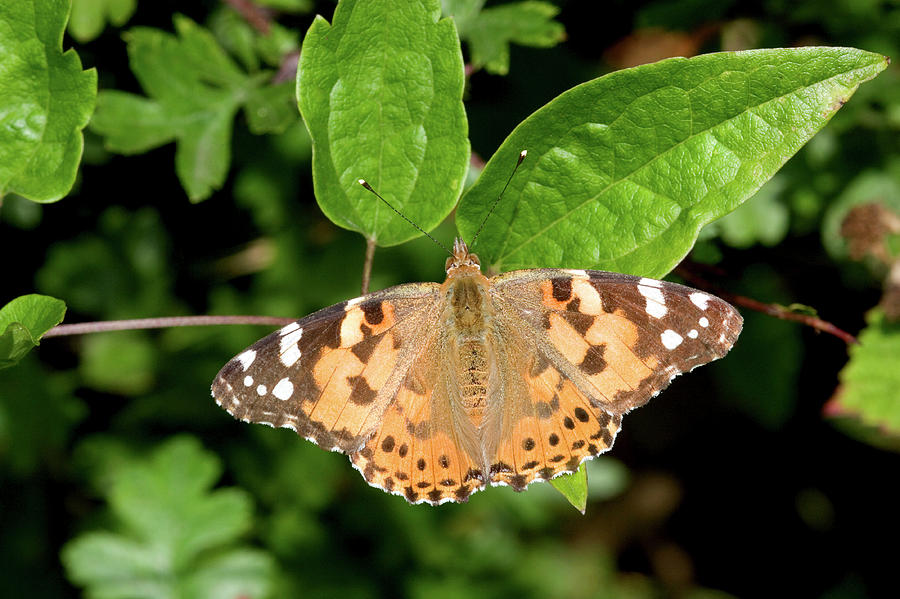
297,0,469,246
61,436,277,599
549,463,588,513
457,47,888,277
0,0,97,203
69,0,137,42
90,15,290,201
464,1,565,75
0,294,66,368
829,309,900,438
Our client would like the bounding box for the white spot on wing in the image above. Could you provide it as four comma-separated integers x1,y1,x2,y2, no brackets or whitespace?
346,296,365,308
256,384,268,396
638,277,662,288
243,375,253,387
279,326,303,367
687,329,698,339
564,269,588,277
272,377,294,400
690,292,711,310
660,329,683,349
279,321,300,335
638,283,667,318
237,350,256,371
699,316,709,328
280,345,301,367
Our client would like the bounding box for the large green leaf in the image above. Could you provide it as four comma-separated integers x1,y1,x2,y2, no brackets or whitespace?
457,47,888,277
297,0,469,246
0,294,66,369
0,0,97,203
61,436,278,598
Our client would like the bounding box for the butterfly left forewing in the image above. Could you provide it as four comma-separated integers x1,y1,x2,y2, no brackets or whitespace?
212,283,440,453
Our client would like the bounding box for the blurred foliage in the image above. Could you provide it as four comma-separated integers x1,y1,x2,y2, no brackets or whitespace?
2,1,900,598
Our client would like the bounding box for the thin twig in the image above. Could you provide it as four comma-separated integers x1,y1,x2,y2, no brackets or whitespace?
674,264,859,345
223,0,271,34
361,237,377,295
43,315,297,338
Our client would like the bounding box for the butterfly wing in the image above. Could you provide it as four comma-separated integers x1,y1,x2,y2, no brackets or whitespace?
349,326,488,504
485,269,742,488
212,283,441,454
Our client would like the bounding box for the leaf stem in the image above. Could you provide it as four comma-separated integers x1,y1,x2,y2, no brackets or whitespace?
42,315,297,338
361,237,377,295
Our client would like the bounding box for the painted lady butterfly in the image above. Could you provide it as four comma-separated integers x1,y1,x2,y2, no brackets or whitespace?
212,237,742,505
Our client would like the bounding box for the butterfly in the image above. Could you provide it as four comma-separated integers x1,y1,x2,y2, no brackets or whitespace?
211,237,742,505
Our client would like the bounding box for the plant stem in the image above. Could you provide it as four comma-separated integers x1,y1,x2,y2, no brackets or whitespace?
43,315,297,338
361,237,376,295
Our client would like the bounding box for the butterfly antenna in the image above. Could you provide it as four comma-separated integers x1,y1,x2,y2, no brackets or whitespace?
470,150,527,246
357,179,453,256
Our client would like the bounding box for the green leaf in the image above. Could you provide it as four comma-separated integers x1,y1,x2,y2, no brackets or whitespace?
68,0,137,42
0,354,84,474
457,47,889,277
61,436,278,598
829,308,900,441
549,463,588,513
0,0,97,203
0,294,66,368
90,15,289,201
705,175,790,248
463,1,565,75
79,332,157,395
297,0,469,246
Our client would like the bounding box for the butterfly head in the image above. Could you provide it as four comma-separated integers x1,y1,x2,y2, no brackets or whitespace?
446,238,481,275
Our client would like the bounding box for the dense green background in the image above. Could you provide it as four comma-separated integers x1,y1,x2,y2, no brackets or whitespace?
2,0,900,597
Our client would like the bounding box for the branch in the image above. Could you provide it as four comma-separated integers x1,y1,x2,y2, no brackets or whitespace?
674,263,859,345
43,315,297,338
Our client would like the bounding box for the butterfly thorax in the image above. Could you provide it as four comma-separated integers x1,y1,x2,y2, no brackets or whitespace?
443,239,493,427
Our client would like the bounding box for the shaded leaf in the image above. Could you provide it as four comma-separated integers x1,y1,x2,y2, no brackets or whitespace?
549,463,588,513
0,0,97,203
297,0,469,245
828,308,900,441
61,436,277,598
0,355,84,474
90,15,290,201
457,47,888,277
0,294,66,369
464,1,565,75
69,0,137,42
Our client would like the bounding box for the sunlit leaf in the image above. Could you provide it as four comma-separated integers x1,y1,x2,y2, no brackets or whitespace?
297,0,469,245
457,47,888,277
0,0,97,203
0,294,66,368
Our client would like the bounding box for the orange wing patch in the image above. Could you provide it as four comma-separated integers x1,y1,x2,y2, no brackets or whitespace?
489,348,622,490
350,385,486,503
